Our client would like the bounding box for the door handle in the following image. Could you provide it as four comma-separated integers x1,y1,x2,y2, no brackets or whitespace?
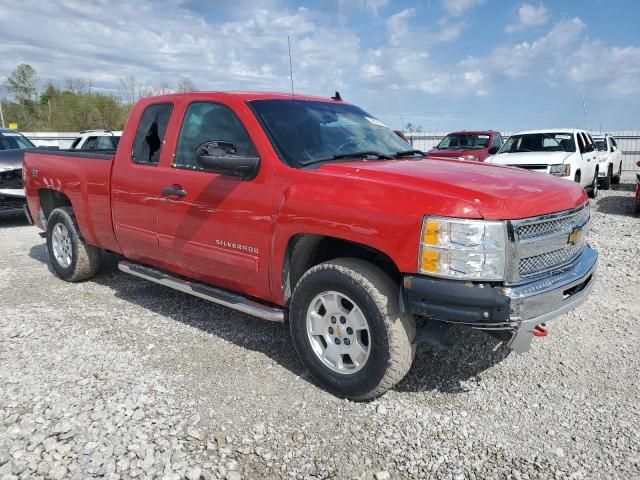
161,185,187,197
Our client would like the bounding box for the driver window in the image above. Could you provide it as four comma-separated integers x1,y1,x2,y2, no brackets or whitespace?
174,102,256,169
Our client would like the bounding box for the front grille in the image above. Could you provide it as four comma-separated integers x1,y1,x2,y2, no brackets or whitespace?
516,207,589,240
0,169,23,189
509,164,547,171
519,243,585,277
509,204,590,282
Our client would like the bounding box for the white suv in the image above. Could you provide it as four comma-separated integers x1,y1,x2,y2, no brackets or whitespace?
486,129,600,198
592,134,623,189
70,129,122,150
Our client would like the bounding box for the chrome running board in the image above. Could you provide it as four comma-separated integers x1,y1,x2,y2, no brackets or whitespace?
118,261,285,323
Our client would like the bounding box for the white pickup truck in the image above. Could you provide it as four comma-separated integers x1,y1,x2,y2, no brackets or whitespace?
593,134,623,189
487,129,600,198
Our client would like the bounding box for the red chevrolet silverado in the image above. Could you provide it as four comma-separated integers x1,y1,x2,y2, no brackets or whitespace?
23,92,597,399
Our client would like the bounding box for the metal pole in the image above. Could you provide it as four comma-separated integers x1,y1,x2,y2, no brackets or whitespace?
287,36,295,97
0,100,5,128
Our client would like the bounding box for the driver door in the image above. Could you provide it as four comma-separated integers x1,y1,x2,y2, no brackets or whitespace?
154,98,274,300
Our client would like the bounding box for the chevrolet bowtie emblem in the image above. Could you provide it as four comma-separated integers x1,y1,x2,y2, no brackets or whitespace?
568,227,582,246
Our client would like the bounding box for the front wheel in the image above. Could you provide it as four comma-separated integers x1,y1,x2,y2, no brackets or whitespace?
612,161,622,184
588,169,599,198
600,165,612,190
289,258,416,400
46,207,101,282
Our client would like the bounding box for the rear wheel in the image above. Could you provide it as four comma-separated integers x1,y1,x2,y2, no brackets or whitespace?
46,207,101,282
289,258,416,400
600,165,612,190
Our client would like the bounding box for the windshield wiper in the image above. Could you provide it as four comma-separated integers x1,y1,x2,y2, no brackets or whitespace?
331,151,393,160
394,149,426,158
300,151,393,168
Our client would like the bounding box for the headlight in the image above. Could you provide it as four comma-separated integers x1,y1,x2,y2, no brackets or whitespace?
549,164,570,177
462,155,479,162
419,217,507,281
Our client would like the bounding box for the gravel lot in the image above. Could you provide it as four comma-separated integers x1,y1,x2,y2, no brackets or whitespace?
1,173,639,480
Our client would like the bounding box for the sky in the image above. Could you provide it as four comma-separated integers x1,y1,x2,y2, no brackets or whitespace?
1,0,639,132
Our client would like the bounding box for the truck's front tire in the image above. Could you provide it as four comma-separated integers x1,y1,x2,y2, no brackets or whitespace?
46,207,101,282
289,258,416,400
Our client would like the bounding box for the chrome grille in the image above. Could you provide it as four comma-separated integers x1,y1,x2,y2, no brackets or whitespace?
515,207,589,240
519,243,585,277
508,204,590,282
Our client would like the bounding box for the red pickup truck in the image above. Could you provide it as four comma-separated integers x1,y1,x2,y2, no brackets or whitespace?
426,130,503,162
24,92,597,399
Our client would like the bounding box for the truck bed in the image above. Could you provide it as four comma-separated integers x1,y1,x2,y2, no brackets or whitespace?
23,148,120,252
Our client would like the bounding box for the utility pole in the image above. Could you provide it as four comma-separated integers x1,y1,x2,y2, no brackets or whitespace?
0,100,5,128
582,93,589,131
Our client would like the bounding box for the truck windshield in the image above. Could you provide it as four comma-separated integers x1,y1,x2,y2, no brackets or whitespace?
498,133,576,154
594,140,607,152
0,133,35,150
249,99,411,168
436,134,490,149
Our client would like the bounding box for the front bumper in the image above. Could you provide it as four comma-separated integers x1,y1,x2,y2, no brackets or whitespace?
0,189,26,216
403,246,598,352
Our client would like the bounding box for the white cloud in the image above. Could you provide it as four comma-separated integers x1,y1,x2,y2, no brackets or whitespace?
0,0,359,97
506,3,550,32
441,0,485,16
489,17,586,77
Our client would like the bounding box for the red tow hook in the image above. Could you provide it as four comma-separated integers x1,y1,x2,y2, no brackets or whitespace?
533,324,548,337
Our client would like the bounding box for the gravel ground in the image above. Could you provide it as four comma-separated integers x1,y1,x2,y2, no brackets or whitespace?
1,174,639,480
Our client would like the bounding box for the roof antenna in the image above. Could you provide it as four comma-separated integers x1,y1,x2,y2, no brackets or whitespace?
287,36,295,97
331,91,342,101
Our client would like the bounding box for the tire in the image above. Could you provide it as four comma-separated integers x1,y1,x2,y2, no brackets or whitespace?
600,165,612,190
289,258,416,400
46,207,101,282
588,169,598,198
612,161,622,184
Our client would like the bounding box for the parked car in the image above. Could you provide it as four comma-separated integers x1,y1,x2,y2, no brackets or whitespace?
487,129,600,198
426,130,503,162
593,134,623,189
24,92,597,399
0,128,35,216
70,129,122,150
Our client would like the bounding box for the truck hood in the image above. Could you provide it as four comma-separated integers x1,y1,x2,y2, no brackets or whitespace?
317,157,587,220
488,151,572,166
427,148,483,159
0,149,26,171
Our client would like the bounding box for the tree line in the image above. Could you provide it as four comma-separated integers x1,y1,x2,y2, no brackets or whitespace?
0,64,198,132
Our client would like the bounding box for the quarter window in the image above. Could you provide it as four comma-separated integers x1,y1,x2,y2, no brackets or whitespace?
174,102,256,169
131,103,173,165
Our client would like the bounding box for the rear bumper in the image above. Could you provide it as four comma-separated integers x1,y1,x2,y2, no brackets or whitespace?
403,246,598,352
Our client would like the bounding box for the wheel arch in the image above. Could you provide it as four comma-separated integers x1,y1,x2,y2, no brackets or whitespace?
282,234,401,304
39,189,73,220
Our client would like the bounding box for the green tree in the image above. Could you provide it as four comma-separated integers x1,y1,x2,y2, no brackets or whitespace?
6,63,37,102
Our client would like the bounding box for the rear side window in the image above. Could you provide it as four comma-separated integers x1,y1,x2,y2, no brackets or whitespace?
174,102,256,170
84,137,99,149
132,103,173,165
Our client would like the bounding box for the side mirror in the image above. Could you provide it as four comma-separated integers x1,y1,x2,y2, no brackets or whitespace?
196,141,260,181
611,145,617,152
488,146,499,155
